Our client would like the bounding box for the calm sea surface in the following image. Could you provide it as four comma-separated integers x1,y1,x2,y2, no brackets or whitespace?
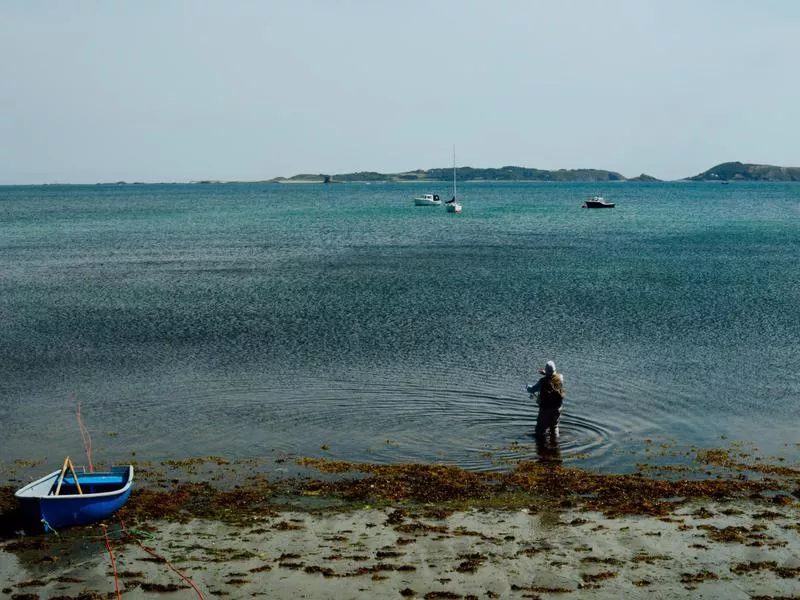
1,181,798,476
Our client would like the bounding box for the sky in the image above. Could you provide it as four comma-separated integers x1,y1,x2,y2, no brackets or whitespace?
2,0,799,184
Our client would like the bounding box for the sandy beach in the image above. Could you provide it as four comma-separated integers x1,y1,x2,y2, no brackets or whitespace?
2,500,800,599
2,455,799,599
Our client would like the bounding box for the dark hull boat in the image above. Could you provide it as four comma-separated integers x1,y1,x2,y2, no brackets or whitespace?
582,196,615,208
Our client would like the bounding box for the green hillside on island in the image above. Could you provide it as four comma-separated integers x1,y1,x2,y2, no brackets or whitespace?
267,166,643,184
261,161,800,184
687,161,800,181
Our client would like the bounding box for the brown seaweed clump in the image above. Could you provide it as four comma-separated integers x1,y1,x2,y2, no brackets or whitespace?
1,447,796,536
295,459,497,504
118,481,278,525
294,456,793,518
501,461,784,517
114,456,799,524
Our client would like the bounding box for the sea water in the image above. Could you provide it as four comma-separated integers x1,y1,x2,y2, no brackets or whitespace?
1,181,798,475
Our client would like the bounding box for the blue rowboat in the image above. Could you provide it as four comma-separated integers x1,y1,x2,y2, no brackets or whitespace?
15,464,134,532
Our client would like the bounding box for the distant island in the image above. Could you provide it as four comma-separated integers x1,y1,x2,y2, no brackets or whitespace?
261,161,800,184
686,161,800,182
267,167,641,184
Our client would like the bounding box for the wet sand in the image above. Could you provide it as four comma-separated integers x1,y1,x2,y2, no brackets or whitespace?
2,497,800,597
2,451,799,599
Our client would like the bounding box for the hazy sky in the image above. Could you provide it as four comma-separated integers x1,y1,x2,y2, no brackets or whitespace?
2,1,799,184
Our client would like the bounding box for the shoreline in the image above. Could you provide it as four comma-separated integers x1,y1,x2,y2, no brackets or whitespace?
2,455,799,598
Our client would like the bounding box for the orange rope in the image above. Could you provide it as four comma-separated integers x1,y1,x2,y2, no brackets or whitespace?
120,519,206,599
75,397,94,472
101,524,122,600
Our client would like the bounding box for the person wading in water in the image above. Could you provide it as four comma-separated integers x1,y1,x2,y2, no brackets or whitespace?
526,360,565,438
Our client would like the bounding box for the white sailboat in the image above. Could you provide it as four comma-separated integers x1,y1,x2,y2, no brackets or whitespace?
445,146,462,213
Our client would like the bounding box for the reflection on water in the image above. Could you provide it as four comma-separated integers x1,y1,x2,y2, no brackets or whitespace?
535,435,563,465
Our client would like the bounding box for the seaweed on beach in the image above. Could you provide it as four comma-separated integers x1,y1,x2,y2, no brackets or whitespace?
697,523,769,544
695,448,800,477
117,480,278,525
1,444,796,538
581,570,617,583
289,457,793,518
679,569,719,584
296,459,497,503
0,444,798,600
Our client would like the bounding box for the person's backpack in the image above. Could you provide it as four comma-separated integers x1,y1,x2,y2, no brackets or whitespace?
540,374,565,408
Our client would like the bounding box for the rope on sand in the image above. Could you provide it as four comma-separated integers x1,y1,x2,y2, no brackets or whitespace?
101,524,122,600
120,518,206,599
74,396,94,472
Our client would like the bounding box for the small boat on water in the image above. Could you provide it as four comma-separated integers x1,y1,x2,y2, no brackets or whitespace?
582,196,615,208
445,197,462,213
15,460,134,532
445,146,462,213
414,193,441,206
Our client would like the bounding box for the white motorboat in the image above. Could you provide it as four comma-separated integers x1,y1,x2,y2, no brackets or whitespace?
414,193,441,206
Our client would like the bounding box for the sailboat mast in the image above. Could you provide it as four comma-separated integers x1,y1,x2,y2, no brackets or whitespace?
452,145,456,199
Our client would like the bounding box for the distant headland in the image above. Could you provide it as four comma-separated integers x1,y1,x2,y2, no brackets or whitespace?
685,161,800,182
261,161,800,184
